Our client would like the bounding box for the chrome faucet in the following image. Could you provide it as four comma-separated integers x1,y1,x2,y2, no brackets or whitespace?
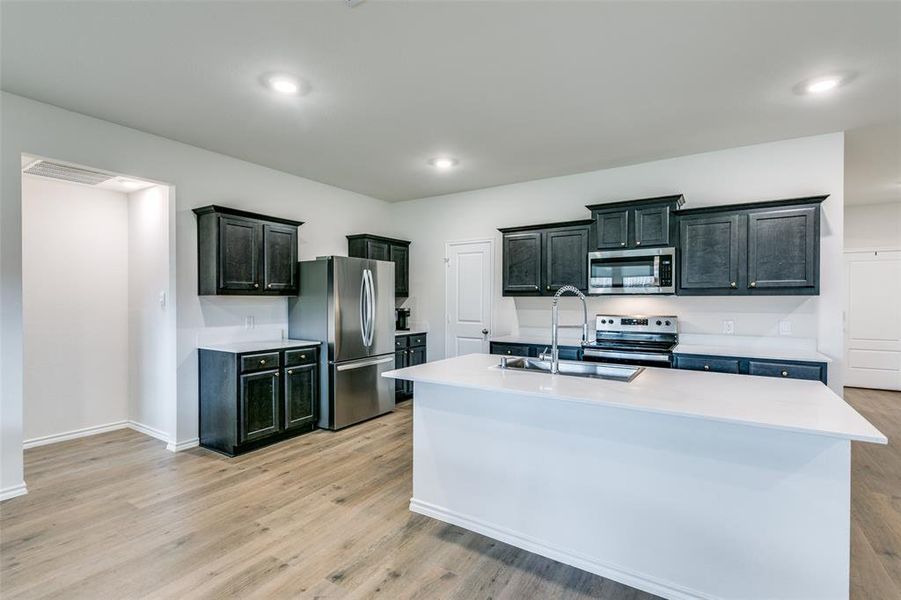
549,284,589,374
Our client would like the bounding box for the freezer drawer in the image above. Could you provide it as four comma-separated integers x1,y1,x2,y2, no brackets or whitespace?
329,354,395,429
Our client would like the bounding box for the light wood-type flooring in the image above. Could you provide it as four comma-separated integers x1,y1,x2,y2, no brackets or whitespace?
2,388,899,599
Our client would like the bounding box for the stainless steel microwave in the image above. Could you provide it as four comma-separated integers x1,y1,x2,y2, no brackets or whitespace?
588,247,676,295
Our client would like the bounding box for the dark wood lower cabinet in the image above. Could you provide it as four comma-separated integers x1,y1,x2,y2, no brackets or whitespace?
674,353,827,384
200,343,321,456
490,341,582,360
395,333,427,400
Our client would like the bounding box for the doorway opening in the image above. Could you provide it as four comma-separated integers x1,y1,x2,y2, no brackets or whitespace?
20,154,178,451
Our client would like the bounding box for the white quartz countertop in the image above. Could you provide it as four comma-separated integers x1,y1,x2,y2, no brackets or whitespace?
383,353,886,444
396,330,427,337
198,339,321,353
673,342,832,363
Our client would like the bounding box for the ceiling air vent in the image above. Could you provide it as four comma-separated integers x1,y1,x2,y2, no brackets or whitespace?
22,160,115,186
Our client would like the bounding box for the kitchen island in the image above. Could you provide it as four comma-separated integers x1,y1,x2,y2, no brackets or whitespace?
384,354,886,600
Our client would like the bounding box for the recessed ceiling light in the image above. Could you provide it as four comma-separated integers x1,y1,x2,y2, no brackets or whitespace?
264,74,306,96
428,157,459,170
794,72,854,96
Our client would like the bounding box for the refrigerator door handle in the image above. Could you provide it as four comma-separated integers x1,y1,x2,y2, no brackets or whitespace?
359,269,368,347
365,268,376,347
335,355,394,371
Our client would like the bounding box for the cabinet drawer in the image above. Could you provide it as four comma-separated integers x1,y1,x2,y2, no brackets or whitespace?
285,348,317,367
491,343,530,357
748,361,822,381
676,355,739,374
395,336,409,350
241,352,280,372
409,334,427,348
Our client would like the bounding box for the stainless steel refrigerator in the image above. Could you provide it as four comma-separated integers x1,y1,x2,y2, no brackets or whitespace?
288,256,396,430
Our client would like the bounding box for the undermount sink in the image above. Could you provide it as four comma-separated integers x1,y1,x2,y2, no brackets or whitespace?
498,356,644,382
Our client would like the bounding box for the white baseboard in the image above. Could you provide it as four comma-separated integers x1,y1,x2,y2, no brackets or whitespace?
23,420,178,450
409,498,715,600
0,483,28,502
166,438,199,452
23,421,129,449
127,420,171,444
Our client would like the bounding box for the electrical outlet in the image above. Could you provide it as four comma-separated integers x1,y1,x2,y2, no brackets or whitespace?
244,316,254,329
722,320,735,335
779,320,792,336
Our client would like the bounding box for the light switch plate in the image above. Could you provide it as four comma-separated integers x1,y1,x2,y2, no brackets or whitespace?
779,320,792,336
722,320,735,335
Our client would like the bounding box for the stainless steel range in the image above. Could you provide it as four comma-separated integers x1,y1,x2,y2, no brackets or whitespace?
582,315,678,367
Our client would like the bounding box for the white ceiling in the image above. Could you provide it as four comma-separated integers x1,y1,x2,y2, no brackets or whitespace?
2,1,898,203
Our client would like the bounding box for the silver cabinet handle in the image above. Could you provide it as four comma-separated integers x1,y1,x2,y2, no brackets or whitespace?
730,282,737,288
750,281,758,288
781,370,789,377
704,364,710,371
287,370,293,375
259,359,266,365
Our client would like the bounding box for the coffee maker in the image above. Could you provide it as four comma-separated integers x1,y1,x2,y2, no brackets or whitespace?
395,307,411,331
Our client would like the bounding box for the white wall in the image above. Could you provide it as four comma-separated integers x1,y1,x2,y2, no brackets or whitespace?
21,176,129,441
128,185,176,441
388,133,846,393
1,92,391,497
845,203,901,250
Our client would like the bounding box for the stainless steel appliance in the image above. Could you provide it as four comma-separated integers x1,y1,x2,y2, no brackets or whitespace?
587,247,676,295
395,307,410,331
582,315,678,367
288,256,396,430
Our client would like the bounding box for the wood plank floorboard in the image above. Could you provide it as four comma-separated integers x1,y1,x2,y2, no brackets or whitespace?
1,389,899,599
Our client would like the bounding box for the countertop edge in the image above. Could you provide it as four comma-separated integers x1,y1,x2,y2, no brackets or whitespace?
383,364,887,445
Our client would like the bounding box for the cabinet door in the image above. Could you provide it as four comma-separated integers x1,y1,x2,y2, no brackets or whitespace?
634,206,670,247
284,364,316,430
409,345,427,367
389,243,409,297
594,209,630,249
544,226,589,292
219,216,261,291
395,349,409,398
679,214,741,292
502,232,542,295
367,239,390,261
240,370,279,442
747,207,817,290
262,223,298,292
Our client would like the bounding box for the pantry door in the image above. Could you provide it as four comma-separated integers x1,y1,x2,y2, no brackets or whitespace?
445,240,493,358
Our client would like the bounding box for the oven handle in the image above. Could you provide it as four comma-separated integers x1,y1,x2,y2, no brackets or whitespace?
582,348,672,363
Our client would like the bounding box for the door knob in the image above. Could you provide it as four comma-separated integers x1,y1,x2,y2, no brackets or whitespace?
481,329,489,335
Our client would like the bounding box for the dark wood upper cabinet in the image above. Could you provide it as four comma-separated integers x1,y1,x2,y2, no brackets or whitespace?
219,216,260,291
347,234,412,298
676,196,824,296
594,209,629,249
679,214,741,292
747,206,818,289
634,205,672,247
194,205,302,296
500,220,591,296
587,195,683,250
389,243,410,297
502,231,543,295
263,224,298,292
544,226,589,292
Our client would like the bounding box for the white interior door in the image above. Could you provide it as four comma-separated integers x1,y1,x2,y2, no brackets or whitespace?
845,250,901,391
445,240,493,358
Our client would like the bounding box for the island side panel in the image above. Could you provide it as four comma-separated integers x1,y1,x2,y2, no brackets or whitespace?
410,382,851,600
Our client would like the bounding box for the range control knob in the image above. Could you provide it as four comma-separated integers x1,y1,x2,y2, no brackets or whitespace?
600,319,607,324
665,320,671,326
655,320,662,326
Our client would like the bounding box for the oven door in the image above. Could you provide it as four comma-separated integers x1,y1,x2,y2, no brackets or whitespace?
582,347,674,368
588,247,675,295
